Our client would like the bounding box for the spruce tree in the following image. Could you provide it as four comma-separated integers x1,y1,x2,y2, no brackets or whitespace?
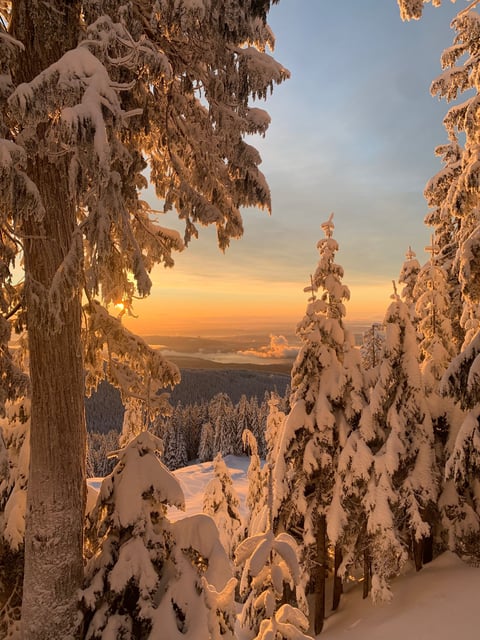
423,4,480,562
360,288,436,599
210,393,236,457
398,246,421,323
242,429,266,536
273,214,365,634
198,421,215,463
203,453,244,561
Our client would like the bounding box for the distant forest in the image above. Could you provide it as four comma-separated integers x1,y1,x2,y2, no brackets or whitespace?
85,368,290,477
85,368,290,434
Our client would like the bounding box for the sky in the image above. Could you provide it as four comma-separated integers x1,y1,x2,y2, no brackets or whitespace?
124,0,464,337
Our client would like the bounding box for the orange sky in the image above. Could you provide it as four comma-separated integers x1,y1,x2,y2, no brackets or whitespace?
122,262,391,337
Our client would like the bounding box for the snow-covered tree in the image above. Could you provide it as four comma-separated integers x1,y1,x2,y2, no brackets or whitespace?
119,398,147,448
429,8,480,343
360,322,385,378
86,430,119,479
397,0,450,21
398,246,421,323
265,392,285,468
360,290,437,599
0,396,29,640
0,0,288,634
273,215,365,634
203,453,243,560
182,402,206,461
441,338,480,561
210,393,236,457
198,421,215,463
161,404,188,471
242,429,266,536
235,529,311,640
424,140,465,351
419,4,480,562
83,432,236,639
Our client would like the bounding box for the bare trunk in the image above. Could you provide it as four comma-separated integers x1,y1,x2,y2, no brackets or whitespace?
313,514,327,635
363,548,371,599
10,2,85,638
413,536,424,572
332,544,343,611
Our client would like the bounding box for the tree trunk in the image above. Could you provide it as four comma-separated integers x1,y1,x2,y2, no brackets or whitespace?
332,543,343,611
413,536,424,572
363,548,371,599
313,514,327,635
10,2,85,638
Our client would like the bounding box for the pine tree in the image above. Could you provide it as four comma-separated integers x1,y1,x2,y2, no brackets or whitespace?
360,289,436,599
423,4,480,562
210,393,236,457
161,406,188,472
198,421,215,463
265,392,285,468
273,215,365,634
203,453,243,560
442,338,480,560
182,403,205,462
0,1,287,634
83,432,237,639
242,429,266,536
424,140,465,351
413,237,463,558
235,395,251,456
86,430,119,478
398,246,421,323
360,323,386,385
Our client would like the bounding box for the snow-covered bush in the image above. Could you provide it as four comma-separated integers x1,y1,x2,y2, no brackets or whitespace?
236,530,310,640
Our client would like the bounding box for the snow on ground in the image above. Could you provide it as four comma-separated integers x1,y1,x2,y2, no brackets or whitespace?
322,551,479,640
169,455,250,521
89,455,479,639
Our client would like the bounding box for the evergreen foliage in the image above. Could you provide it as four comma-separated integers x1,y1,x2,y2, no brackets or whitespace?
273,215,365,633
83,432,236,639
203,453,243,560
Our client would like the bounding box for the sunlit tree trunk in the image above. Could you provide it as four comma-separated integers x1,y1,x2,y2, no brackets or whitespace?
10,1,86,638
332,543,343,611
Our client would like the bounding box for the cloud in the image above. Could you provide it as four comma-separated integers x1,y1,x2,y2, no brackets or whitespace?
240,334,299,360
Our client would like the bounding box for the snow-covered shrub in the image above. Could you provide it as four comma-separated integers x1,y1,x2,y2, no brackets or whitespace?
236,529,310,640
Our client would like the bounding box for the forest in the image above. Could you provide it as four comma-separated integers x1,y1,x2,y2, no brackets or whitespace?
1,0,480,638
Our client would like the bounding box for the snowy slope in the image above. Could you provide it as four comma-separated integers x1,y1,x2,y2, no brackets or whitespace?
170,456,479,640
89,455,479,639
321,551,479,640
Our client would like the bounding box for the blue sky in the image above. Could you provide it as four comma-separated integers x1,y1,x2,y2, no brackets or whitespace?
128,0,465,336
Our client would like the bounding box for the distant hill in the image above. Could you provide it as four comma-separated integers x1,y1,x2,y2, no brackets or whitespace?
85,364,290,434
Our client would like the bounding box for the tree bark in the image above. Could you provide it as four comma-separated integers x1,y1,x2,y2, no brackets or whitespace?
363,548,371,600
413,536,424,572
313,514,327,635
332,543,343,611
10,2,85,638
